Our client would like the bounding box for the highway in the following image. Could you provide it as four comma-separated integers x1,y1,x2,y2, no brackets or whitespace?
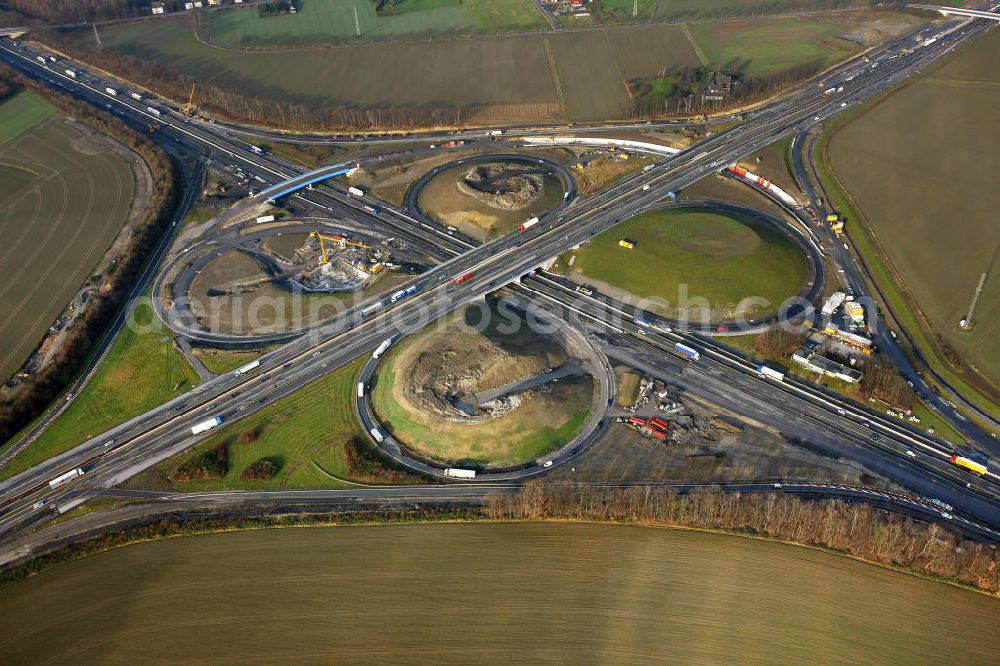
0,12,997,543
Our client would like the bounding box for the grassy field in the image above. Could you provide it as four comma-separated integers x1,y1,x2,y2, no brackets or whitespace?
127,356,417,490
65,11,912,125
206,0,546,46
688,15,858,77
0,90,54,145
556,207,807,320
557,0,871,26
0,303,198,481
0,92,136,383
823,28,1000,412
3,523,999,662
192,348,266,375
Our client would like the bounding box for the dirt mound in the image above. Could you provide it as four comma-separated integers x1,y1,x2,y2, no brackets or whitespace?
403,323,568,424
457,164,545,210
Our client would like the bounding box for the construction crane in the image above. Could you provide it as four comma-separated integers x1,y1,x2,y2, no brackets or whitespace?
309,232,370,264
183,83,196,116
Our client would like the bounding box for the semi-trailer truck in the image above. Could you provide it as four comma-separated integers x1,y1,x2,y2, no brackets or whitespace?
191,416,223,436
347,186,365,197
520,217,539,231
756,365,785,382
950,455,987,475
674,343,700,361
454,273,473,284
389,285,418,303
48,468,85,488
372,339,392,359
233,359,261,376
444,468,476,479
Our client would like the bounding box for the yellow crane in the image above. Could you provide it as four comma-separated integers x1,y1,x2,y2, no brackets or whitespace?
309,232,370,264
183,83,196,116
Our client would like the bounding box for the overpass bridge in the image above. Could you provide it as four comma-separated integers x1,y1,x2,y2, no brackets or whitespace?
258,163,355,201
0,28,28,38
909,4,1000,21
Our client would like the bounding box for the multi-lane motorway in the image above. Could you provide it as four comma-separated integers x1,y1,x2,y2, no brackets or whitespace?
0,11,997,544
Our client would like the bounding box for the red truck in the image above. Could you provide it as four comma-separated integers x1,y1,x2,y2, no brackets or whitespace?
454,273,473,285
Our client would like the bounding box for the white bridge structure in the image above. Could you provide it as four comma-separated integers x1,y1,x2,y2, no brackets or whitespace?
908,4,1000,21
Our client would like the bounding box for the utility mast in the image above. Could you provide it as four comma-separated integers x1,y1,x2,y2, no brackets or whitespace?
92,24,102,47
354,5,361,39
633,0,638,17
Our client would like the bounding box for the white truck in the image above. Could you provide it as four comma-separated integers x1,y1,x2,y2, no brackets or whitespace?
232,359,261,376
756,365,785,382
65,69,77,78
105,87,118,96
146,106,162,117
444,468,476,479
372,339,392,359
48,468,85,488
255,214,276,224
191,416,223,436
369,427,384,443
520,217,540,232
347,186,365,197
357,382,365,398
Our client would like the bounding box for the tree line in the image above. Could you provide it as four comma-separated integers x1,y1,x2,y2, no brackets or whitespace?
0,64,180,445
487,482,1000,594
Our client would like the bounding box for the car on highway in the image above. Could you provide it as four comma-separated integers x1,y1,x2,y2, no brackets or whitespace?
543,460,553,468
906,450,916,458
836,408,846,415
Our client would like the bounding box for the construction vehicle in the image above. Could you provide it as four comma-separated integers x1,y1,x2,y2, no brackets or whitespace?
183,82,196,116
309,232,370,265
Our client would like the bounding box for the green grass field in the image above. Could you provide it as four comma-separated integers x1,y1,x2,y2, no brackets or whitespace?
3,523,999,662
0,91,54,145
688,16,857,77
558,207,807,320
193,348,266,375
126,357,403,491
0,93,136,384
558,0,870,26
83,10,906,124
0,303,198,481
206,0,545,46
822,29,1000,413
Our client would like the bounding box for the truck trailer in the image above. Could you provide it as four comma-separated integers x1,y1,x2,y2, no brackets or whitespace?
389,285,418,303
520,217,540,231
233,359,261,376
674,343,700,361
347,186,365,197
48,468,85,488
372,339,392,359
756,365,785,382
191,416,223,436
950,455,987,475
444,468,476,479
